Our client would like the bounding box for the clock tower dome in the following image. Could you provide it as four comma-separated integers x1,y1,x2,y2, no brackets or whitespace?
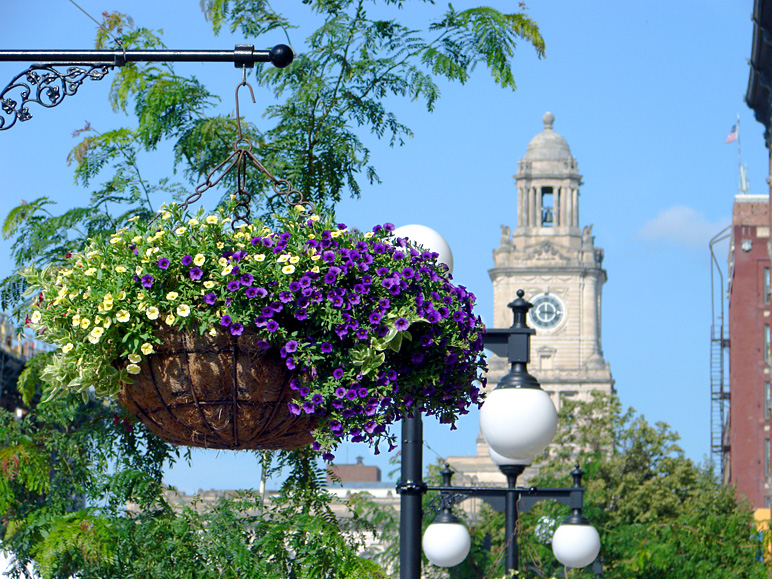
488,112,614,407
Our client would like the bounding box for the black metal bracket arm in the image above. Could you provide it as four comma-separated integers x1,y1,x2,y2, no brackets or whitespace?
0,44,293,131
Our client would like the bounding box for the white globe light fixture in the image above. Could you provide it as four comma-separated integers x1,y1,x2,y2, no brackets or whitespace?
393,224,454,275
551,514,601,569
488,444,531,467
479,290,558,461
422,510,471,568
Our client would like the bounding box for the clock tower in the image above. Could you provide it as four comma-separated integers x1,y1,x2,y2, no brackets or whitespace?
488,112,614,407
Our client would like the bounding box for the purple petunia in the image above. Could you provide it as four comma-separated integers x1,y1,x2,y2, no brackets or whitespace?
230,323,244,336
320,342,333,353
240,273,254,286
288,403,301,416
332,368,344,379
299,386,310,397
369,312,382,324
141,275,155,288
295,310,308,321
226,280,240,292
189,267,203,280
334,386,347,398
220,315,232,327
156,258,170,269
204,292,217,305
394,317,410,331
266,320,279,332
246,287,259,298
312,394,324,405
182,255,193,266
285,340,298,353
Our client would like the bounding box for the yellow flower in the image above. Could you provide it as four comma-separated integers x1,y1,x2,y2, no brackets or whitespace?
311,266,320,273
126,363,141,375
206,215,219,224
166,291,179,301
132,235,142,243
165,313,176,326
109,236,122,245
30,310,42,324
146,307,160,320
311,254,321,261
71,314,81,327
175,227,187,236
218,257,228,267
69,291,79,300
310,215,320,222
161,210,172,220
281,264,296,275
176,304,191,317
188,218,199,226
101,301,114,311
330,230,341,238
137,292,145,300
88,327,104,343
117,291,126,300
221,265,233,276
80,318,90,330
208,328,218,336
193,254,205,266
255,254,266,262
128,353,141,364
364,231,374,239
61,343,74,354
84,268,97,276
141,342,154,355
116,310,130,323
289,255,300,264
216,242,224,249
135,266,143,275
103,317,112,329
277,254,290,263
115,266,127,273
203,281,215,289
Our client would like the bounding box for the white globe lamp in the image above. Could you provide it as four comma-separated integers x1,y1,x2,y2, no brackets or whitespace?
422,516,471,568
393,224,454,275
480,387,557,460
488,444,531,467
551,516,601,569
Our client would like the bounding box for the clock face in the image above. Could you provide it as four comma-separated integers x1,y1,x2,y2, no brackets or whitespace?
529,294,564,329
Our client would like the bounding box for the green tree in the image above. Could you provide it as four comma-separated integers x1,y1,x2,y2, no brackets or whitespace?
1,3,544,577
516,393,771,579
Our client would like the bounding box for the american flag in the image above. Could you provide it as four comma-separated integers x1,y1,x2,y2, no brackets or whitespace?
726,124,738,143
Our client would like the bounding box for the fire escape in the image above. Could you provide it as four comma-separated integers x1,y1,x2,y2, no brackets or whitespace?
710,228,731,479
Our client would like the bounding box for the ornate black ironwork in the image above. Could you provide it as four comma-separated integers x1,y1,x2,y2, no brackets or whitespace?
0,45,293,131
0,63,113,131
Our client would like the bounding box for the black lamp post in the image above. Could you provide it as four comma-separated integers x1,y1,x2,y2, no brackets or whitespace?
397,290,600,578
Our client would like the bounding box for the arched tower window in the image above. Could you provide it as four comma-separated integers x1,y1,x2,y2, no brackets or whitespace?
541,187,554,226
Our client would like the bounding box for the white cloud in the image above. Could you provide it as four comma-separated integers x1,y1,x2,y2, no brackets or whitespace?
637,205,730,248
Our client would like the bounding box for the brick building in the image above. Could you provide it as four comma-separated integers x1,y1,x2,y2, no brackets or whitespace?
727,195,771,508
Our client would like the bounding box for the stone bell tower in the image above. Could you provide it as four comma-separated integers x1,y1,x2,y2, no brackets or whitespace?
488,112,614,407
446,113,614,486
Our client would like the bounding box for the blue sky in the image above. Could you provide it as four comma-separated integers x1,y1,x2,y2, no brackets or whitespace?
0,0,761,493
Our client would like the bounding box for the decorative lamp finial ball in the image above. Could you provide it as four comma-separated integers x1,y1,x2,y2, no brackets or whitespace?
517,289,525,298
270,44,294,68
393,224,454,275
543,111,555,130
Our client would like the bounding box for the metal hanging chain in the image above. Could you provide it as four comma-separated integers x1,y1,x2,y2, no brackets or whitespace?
173,69,314,230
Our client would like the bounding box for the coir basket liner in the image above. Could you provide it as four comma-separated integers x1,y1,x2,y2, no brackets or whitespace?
117,326,314,450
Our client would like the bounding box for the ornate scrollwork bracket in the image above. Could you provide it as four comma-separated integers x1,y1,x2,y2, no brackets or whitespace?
0,63,114,131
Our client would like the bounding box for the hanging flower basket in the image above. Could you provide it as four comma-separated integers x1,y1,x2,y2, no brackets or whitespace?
115,325,314,450
23,201,486,456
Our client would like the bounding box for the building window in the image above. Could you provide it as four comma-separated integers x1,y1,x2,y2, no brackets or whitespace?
766,382,771,420
765,267,771,305
766,439,770,476
766,325,771,365
541,187,554,226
